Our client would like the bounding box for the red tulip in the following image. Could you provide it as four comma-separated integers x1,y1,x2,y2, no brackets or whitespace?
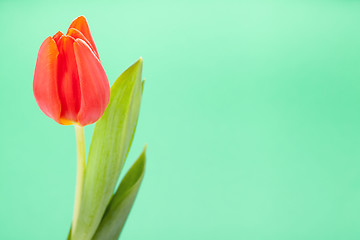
33,16,110,126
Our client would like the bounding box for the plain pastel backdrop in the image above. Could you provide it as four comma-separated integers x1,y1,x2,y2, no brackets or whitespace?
1,0,360,239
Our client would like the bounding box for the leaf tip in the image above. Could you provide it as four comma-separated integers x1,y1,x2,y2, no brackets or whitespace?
136,57,143,68
130,57,143,76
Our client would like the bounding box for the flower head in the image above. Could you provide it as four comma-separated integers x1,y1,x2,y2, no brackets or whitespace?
33,16,110,126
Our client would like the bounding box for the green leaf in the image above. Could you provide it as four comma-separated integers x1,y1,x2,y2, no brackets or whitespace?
67,227,71,240
71,58,144,240
92,147,146,240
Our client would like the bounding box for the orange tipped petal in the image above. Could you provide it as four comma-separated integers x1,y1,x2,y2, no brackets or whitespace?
33,37,61,122
57,35,81,124
52,31,64,43
68,16,98,57
67,28,99,59
74,39,110,126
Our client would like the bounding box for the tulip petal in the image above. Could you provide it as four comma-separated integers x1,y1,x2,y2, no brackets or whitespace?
52,31,63,43
67,28,99,59
68,16,98,56
33,36,61,122
57,35,81,124
74,39,110,126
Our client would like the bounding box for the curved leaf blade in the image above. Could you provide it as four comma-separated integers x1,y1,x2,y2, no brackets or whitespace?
92,147,146,240
71,58,143,240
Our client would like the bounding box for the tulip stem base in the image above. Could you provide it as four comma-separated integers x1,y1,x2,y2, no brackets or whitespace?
72,125,85,234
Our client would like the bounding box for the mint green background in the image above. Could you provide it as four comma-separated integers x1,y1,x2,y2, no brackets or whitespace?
1,0,360,239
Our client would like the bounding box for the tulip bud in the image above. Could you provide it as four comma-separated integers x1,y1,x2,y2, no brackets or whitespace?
33,16,110,126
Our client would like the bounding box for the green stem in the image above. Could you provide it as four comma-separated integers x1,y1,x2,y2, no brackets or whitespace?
72,125,85,234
